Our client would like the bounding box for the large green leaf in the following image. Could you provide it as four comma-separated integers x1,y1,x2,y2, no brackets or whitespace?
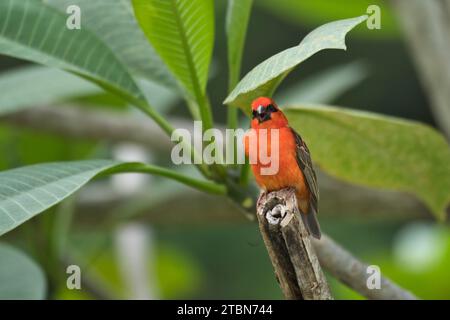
0,0,145,105
0,66,180,116
224,15,367,111
285,105,450,220
0,160,116,236
0,66,101,115
226,0,253,88
45,0,179,91
0,160,225,236
132,0,214,100
0,243,46,299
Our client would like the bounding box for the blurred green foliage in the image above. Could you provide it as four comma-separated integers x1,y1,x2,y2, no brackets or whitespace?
0,243,46,299
51,221,450,299
258,0,399,38
286,106,450,220
0,0,449,300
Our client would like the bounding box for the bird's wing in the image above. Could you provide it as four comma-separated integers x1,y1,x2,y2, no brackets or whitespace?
290,128,319,209
290,127,321,238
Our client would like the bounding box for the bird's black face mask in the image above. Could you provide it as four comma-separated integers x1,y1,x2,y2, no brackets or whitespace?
252,104,278,123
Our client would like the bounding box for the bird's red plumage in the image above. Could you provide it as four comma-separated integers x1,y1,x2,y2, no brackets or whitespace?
244,97,320,238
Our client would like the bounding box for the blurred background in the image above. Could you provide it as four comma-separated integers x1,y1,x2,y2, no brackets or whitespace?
0,0,449,299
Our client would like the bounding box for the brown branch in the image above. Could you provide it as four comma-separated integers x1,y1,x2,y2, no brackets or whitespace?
257,188,417,300
312,235,417,300
256,188,333,300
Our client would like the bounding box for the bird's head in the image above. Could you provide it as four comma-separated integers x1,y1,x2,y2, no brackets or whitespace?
251,97,287,128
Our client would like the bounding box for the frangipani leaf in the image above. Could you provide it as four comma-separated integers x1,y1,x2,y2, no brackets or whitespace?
226,0,253,88
285,105,450,220
0,0,145,105
132,0,214,99
0,243,46,299
0,160,225,236
45,0,179,91
224,15,367,111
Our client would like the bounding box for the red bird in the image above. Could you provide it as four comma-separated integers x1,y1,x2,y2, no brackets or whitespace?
244,97,321,239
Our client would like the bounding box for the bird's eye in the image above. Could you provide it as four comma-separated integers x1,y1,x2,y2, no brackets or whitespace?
252,109,258,119
267,104,278,112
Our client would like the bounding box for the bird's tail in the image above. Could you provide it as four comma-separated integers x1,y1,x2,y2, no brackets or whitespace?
300,207,321,239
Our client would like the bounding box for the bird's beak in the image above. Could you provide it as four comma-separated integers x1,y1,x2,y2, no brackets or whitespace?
256,105,264,115
255,105,270,123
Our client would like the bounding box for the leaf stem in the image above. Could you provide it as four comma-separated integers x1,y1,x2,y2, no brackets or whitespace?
137,100,174,136
168,0,214,131
197,91,214,131
187,99,201,121
239,159,251,185
136,100,211,178
104,163,227,195
227,106,238,129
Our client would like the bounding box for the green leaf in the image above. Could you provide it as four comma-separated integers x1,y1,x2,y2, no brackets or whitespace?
0,160,226,236
276,61,368,105
226,0,253,89
224,15,367,111
0,66,101,115
0,0,145,105
0,243,46,299
285,105,450,220
45,0,179,91
132,0,215,100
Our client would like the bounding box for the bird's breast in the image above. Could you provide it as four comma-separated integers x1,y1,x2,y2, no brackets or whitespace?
245,126,307,194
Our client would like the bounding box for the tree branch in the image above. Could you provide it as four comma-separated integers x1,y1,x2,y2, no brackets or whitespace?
257,188,333,299
257,188,417,300
312,235,417,300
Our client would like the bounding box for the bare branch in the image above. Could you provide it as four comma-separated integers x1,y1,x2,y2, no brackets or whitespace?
257,188,417,300
312,235,418,300
256,188,333,300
